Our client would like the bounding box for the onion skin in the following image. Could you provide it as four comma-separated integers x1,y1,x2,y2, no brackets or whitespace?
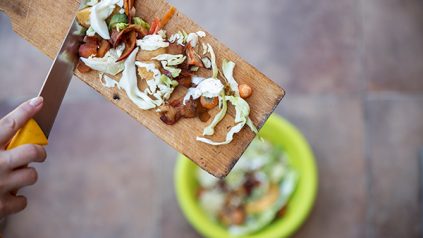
116,30,137,62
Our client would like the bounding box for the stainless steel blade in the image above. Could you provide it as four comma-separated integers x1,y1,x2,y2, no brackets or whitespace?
34,1,91,137
33,17,85,138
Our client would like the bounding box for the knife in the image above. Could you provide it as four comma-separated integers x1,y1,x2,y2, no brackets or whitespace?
6,9,86,150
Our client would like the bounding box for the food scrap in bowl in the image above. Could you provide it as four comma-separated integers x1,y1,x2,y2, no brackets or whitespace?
196,138,298,236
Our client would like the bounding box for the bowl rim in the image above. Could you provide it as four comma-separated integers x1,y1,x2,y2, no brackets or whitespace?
174,114,318,238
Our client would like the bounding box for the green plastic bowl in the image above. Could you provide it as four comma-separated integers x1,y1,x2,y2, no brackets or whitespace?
175,114,318,238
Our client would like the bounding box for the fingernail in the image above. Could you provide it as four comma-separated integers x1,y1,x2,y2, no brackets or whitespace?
29,97,43,107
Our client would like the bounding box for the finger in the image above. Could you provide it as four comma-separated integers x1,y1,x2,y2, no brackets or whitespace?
0,144,46,171
0,97,43,147
0,195,27,217
1,167,38,192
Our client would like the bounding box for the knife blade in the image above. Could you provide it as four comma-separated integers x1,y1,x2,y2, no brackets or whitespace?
34,17,84,138
6,5,87,149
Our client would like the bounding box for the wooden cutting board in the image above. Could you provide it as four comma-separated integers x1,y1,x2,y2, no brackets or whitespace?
0,0,285,177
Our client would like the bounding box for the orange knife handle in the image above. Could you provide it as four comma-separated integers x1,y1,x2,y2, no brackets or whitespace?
6,119,48,150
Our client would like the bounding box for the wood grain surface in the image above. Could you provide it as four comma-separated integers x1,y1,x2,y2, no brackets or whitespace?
0,0,285,177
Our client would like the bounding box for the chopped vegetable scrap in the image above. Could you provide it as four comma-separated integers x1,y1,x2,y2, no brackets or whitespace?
197,139,298,235
76,0,256,145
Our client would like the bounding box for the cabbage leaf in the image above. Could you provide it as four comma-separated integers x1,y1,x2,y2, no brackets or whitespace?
89,0,122,39
80,48,124,75
118,48,157,110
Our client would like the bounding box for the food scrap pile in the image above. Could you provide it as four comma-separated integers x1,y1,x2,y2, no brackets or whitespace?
197,139,298,235
75,0,257,145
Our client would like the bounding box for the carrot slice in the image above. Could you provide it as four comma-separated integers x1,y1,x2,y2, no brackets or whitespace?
124,0,130,16
149,17,161,35
148,6,176,35
160,6,176,28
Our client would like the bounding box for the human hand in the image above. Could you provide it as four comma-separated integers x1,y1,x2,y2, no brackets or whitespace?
0,97,47,218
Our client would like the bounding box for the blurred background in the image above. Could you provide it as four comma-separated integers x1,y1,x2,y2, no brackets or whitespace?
1,0,423,237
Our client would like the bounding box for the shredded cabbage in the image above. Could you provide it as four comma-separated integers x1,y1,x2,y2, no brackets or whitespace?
229,96,249,123
86,26,96,36
247,117,258,133
80,48,124,75
86,0,99,6
118,48,157,110
99,73,119,88
197,122,244,146
169,31,206,47
202,43,208,55
157,30,167,39
137,34,169,51
168,31,186,45
202,57,212,69
158,74,179,99
222,59,239,97
115,43,126,56
135,61,161,77
152,54,186,66
135,61,178,103
163,64,182,78
202,93,227,136
135,61,161,94
152,54,186,78
190,66,200,72
183,78,224,104
197,96,253,145
196,31,206,37
186,33,198,46
186,31,206,47
207,43,218,79
192,76,205,85
89,0,121,39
